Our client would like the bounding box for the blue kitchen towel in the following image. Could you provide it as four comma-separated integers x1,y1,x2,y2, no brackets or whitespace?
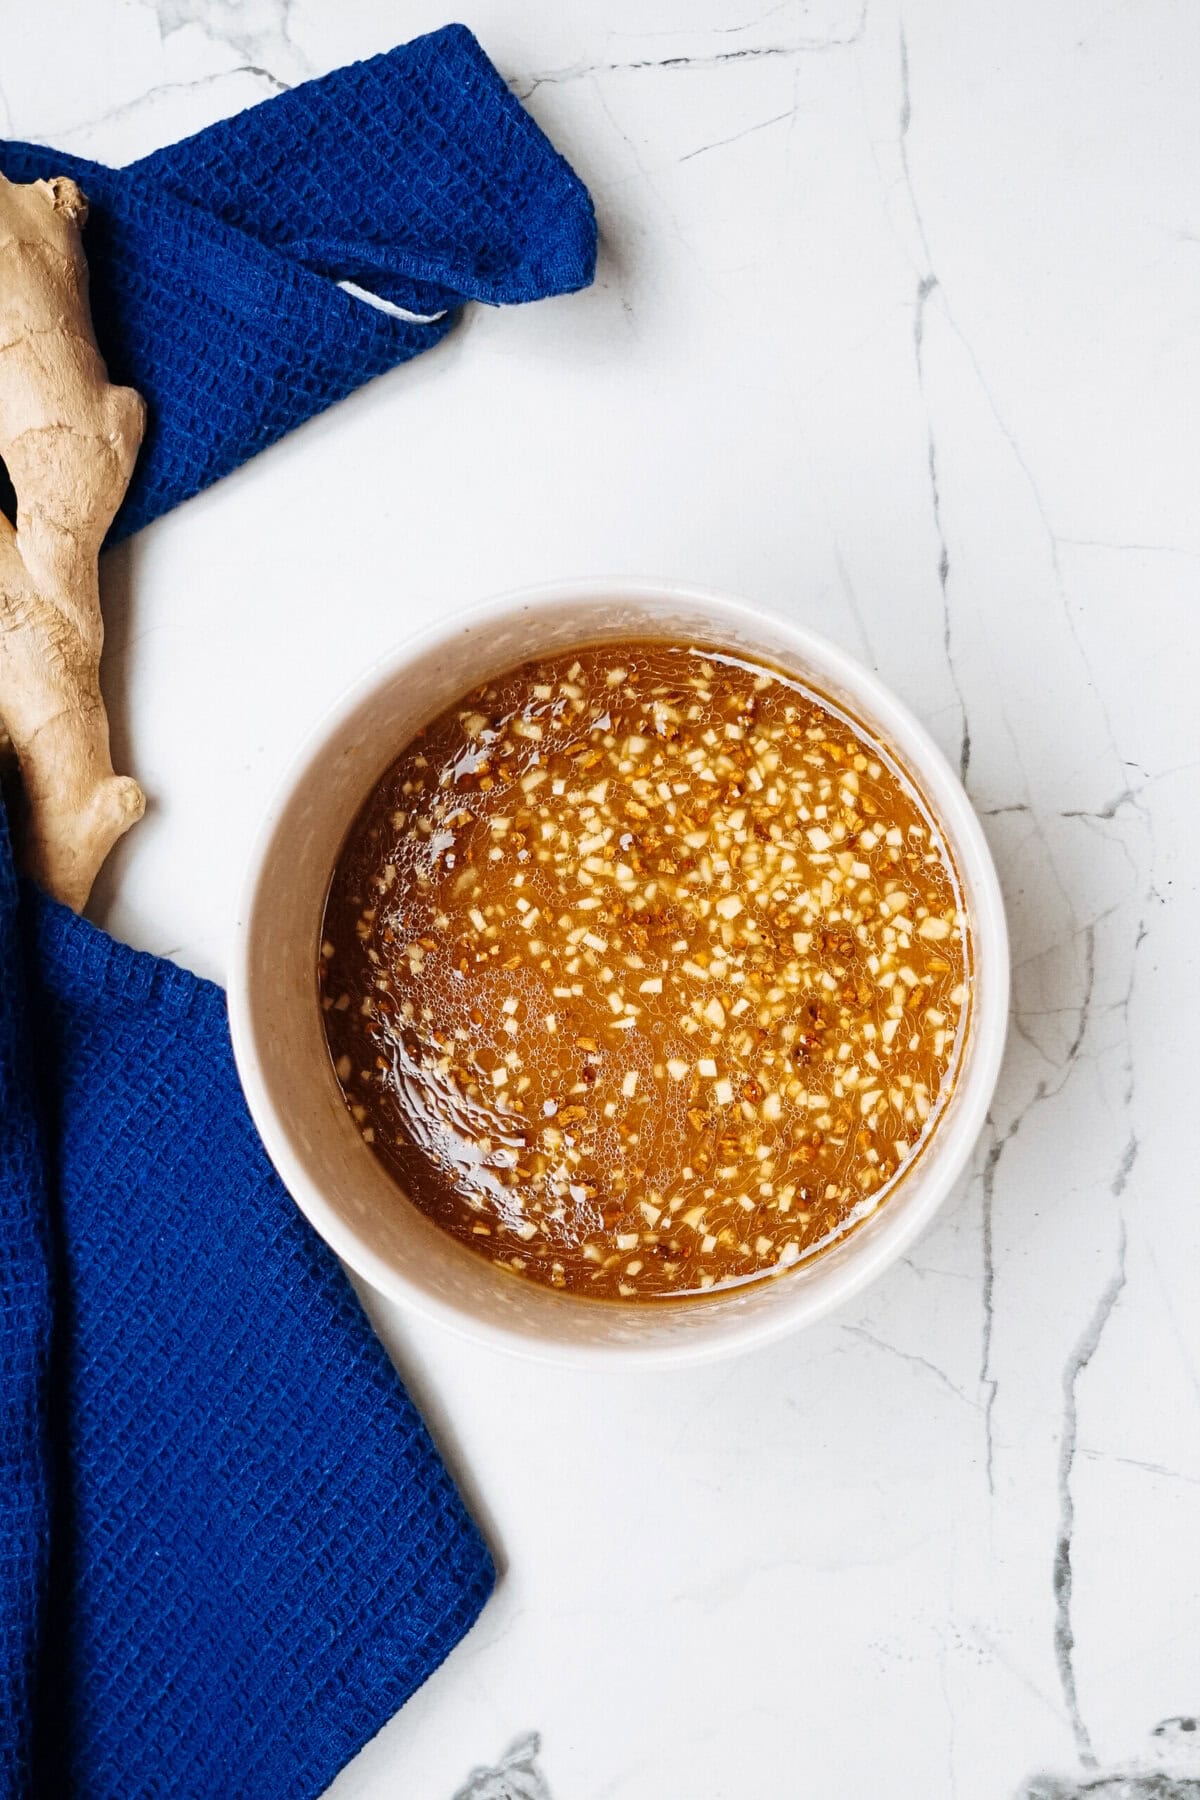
0,25,598,1797
0,22,596,538
0,809,495,1796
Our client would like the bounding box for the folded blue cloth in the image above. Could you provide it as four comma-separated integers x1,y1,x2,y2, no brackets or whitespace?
0,22,595,538
0,826,495,1796
0,27,596,1797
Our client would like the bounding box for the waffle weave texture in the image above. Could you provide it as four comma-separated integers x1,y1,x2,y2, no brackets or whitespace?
0,23,596,538
0,813,496,1795
0,25,598,1795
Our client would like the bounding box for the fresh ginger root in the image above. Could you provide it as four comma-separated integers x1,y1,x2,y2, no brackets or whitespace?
0,171,145,911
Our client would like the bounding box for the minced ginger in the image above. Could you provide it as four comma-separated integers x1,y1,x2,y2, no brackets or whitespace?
321,642,969,1301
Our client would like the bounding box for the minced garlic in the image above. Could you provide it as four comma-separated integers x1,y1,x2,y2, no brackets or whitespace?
320,641,970,1300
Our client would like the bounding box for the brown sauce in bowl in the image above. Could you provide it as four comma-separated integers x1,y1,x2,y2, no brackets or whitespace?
319,642,970,1301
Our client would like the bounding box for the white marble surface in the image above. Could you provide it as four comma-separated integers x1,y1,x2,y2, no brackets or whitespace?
5,2,1199,1795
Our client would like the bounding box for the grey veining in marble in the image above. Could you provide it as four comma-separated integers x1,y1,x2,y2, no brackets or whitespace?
453,1734,552,1800
1019,1714,1200,1798
4,1,1196,1796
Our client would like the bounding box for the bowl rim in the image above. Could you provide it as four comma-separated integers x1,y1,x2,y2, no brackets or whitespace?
228,576,1010,1367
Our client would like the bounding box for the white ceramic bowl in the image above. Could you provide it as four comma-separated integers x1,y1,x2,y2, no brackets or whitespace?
229,579,1008,1366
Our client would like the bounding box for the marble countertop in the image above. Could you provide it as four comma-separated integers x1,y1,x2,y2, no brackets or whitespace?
6,2,1197,1795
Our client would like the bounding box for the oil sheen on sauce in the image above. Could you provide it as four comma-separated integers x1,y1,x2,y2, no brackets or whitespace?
319,642,970,1301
